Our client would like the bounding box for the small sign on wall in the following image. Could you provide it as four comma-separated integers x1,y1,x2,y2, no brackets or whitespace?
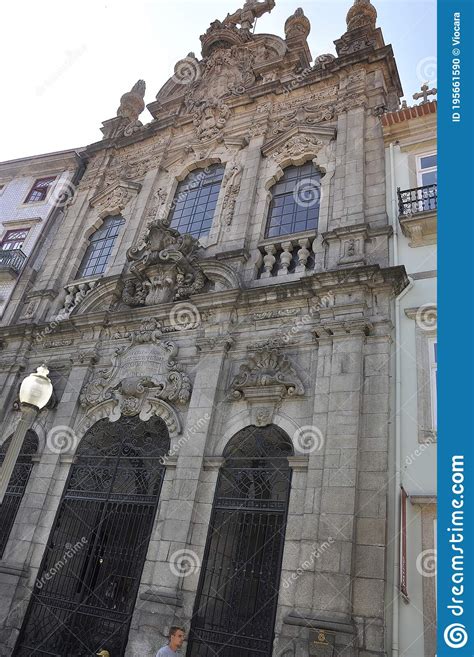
309,630,336,656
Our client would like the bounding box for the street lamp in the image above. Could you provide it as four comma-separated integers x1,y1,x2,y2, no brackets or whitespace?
0,365,53,504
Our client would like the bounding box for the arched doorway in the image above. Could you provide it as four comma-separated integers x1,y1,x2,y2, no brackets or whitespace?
0,430,39,558
188,425,293,657
14,415,170,657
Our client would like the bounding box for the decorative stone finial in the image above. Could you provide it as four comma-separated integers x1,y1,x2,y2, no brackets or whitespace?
284,7,311,41
346,0,377,31
117,80,146,122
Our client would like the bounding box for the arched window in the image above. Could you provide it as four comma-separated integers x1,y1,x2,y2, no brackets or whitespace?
167,164,225,238
15,416,169,657
188,425,293,657
265,162,321,238
0,430,39,558
76,215,124,279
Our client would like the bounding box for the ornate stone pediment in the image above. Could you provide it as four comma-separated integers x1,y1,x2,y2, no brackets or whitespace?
262,125,336,162
122,218,207,307
231,348,305,400
89,180,141,218
80,319,192,419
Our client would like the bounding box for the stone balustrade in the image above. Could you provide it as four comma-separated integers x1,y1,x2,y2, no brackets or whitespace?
257,235,316,279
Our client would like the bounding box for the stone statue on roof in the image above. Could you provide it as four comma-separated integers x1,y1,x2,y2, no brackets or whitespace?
223,0,276,31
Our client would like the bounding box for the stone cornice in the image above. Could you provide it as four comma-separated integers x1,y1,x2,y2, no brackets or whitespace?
0,149,85,179
2,265,408,343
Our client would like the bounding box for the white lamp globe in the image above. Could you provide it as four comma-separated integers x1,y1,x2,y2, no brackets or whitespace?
19,365,53,410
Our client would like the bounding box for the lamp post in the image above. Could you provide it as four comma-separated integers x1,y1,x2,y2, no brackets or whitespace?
0,365,53,505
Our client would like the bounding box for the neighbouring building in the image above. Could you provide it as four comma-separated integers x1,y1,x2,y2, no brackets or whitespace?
0,1,412,656
0,150,85,324
383,89,437,657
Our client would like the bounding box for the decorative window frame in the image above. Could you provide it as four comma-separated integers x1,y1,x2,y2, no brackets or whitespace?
254,128,335,250
149,151,242,249
405,305,437,443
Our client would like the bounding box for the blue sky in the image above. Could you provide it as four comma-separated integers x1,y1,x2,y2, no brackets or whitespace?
0,0,436,161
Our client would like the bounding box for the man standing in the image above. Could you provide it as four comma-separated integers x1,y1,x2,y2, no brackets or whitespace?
156,626,186,656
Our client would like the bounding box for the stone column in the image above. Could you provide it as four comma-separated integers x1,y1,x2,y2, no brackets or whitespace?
279,319,370,657
352,332,392,656
126,336,233,656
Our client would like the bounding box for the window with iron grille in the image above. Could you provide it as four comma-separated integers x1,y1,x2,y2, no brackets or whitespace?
167,164,225,238
24,176,56,203
76,215,124,279
265,163,321,238
0,229,29,251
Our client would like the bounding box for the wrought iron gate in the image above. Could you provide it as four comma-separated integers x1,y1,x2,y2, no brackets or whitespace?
14,416,169,657
188,425,293,657
0,431,38,558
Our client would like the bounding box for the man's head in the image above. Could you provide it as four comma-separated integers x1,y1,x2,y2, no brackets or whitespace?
169,626,185,650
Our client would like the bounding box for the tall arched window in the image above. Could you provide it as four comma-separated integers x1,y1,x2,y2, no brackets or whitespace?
188,425,293,657
167,164,225,238
76,215,124,279
0,430,39,558
15,415,169,657
265,162,321,238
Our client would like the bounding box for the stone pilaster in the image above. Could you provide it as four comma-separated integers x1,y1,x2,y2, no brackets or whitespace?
126,336,233,656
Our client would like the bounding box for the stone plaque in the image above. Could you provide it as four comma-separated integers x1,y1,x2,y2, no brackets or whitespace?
309,630,336,657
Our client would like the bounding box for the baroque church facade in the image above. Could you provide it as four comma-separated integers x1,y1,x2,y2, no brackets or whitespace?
0,1,410,656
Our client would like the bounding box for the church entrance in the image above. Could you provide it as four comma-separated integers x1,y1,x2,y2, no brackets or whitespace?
187,425,293,657
14,415,169,657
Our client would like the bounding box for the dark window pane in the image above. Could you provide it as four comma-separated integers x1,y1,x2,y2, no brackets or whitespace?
169,164,225,239
265,164,321,238
76,216,124,279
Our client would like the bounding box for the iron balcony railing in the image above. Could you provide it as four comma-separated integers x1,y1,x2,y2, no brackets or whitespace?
0,248,27,275
398,183,437,216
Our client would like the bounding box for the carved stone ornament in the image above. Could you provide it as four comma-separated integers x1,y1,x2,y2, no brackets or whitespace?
193,98,231,141
270,103,336,137
122,218,207,307
313,53,336,67
102,80,146,139
266,131,328,162
346,0,377,31
184,47,256,111
222,159,244,224
117,80,146,137
79,319,192,420
231,348,305,400
222,0,276,32
284,7,311,41
89,180,141,218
